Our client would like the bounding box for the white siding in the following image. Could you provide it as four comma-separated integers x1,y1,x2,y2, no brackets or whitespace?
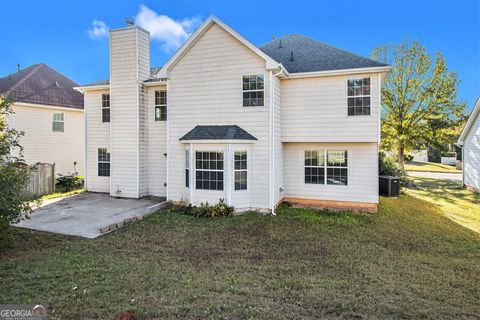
281,74,380,142
147,85,167,197
283,142,379,204
274,76,284,204
7,103,84,176
168,23,271,209
84,90,110,192
464,113,480,190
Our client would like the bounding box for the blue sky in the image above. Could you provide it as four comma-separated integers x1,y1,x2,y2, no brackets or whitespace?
1,0,478,110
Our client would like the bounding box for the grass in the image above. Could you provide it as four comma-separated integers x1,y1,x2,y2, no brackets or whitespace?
40,189,84,201
405,160,461,173
1,196,479,319
406,177,480,234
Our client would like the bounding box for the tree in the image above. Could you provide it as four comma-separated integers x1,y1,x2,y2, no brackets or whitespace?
372,40,466,168
0,97,33,234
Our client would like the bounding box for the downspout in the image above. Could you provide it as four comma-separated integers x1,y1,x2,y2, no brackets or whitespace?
83,92,88,191
166,78,170,200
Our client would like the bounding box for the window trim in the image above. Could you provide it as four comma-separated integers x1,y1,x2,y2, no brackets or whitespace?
233,150,248,191
185,149,190,188
195,150,224,191
304,149,348,186
242,74,265,107
52,112,64,132
97,147,110,177
102,94,110,123
154,90,167,121
346,77,371,116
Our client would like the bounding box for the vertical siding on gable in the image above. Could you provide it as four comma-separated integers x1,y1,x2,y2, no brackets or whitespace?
281,74,380,142
8,104,84,176
84,90,110,192
168,23,271,209
464,114,480,190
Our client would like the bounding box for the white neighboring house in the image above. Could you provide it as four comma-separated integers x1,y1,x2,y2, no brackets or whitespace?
0,63,84,175
458,97,480,192
76,17,391,212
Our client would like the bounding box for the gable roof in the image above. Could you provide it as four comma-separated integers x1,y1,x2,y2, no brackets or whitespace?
179,125,257,141
259,34,389,74
458,97,480,145
156,16,279,78
0,63,84,109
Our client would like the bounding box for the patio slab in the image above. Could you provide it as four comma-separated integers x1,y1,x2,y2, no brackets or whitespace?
15,192,167,238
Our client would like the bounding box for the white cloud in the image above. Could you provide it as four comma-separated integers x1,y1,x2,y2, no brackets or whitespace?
135,5,201,51
88,19,109,40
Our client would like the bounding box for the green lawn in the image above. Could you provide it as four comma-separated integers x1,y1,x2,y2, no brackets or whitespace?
1,195,479,319
406,177,480,234
405,160,461,173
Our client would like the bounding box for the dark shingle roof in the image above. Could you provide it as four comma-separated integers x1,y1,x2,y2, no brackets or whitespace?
0,63,84,109
179,125,257,141
259,34,388,73
82,66,163,87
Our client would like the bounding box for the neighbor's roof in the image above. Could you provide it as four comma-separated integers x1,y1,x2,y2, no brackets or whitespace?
0,63,84,109
458,97,480,145
259,34,389,73
179,125,257,141
82,67,162,87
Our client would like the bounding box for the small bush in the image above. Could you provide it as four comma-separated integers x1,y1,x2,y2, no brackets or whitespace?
404,154,414,161
171,199,234,218
56,173,84,192
379,152,410,186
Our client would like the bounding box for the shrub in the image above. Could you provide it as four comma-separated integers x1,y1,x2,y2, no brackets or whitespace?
379,151,409,185
56,173,84,192
172,199,234,218
404,154,414,161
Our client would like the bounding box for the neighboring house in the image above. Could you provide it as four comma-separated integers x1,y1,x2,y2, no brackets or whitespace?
458,97,480,192
409,150,428,162
76,17,390,212
0,63,84,175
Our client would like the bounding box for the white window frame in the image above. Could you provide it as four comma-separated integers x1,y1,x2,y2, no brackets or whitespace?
195,151,224,191
304,150,348,186
52,112,64,132
185,149,190,188
155,90,167,121
242,74,265,107
233,150,248,191
97,147,110,177
346,77,371,116
102,94,110,123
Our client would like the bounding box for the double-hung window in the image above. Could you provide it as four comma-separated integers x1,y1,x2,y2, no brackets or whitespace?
52,112,64,132
347,77,370,116
185,150,190,188
234,151,247,190
242,75,264,107
305,150,348,185
195,151,224,190
98,148,110,177
102,94,110,122
155,90,167,121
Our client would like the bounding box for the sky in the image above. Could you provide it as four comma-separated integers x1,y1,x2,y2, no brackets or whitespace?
0,0,478,110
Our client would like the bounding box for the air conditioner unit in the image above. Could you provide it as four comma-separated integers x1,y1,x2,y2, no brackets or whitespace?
379,176,400,197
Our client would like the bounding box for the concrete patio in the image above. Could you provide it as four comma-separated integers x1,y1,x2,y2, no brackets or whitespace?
15,192,168,238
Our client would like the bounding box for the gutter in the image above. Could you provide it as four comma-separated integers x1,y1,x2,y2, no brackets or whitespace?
280,65,392,79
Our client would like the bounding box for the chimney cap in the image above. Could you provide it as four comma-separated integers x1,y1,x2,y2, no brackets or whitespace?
125,17,135,26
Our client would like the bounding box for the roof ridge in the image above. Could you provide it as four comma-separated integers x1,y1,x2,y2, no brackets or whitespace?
5,63,45,94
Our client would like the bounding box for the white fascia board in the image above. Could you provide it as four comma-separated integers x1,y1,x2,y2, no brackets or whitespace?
13,102,84,112
285,66,392,79
73,85,110,92
143,81,167,87
156,16,278,79
179,139,257,144
458,97,480,145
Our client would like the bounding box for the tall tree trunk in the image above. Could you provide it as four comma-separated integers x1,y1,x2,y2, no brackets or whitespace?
398,146,405,170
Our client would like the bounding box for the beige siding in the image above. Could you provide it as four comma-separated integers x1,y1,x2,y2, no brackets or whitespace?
274,76,284,204
138,29,150,197
283,142,379,204
168,23,271,208
146,85,167,196
7,103,84,175
464,113,480,190
84,90,110,192
281,74,380,142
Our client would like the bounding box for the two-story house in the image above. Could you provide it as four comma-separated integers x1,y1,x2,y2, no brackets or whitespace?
76,17,390,213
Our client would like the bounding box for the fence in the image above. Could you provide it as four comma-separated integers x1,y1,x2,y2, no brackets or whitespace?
24,163,56,198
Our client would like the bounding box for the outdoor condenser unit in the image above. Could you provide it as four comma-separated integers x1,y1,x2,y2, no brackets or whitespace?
379,176,400,197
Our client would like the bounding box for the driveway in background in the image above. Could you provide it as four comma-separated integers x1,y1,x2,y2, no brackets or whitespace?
407,171,462,182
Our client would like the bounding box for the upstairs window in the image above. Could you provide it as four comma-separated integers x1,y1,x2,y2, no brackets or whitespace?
52,112,64,132
155,90,167,121
243,75,264,107
185,150,190,188
234,151,247,190
195,151,224,190
98,148,110,177
305,150,348,185
102,94,110,123
347,77,370,116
